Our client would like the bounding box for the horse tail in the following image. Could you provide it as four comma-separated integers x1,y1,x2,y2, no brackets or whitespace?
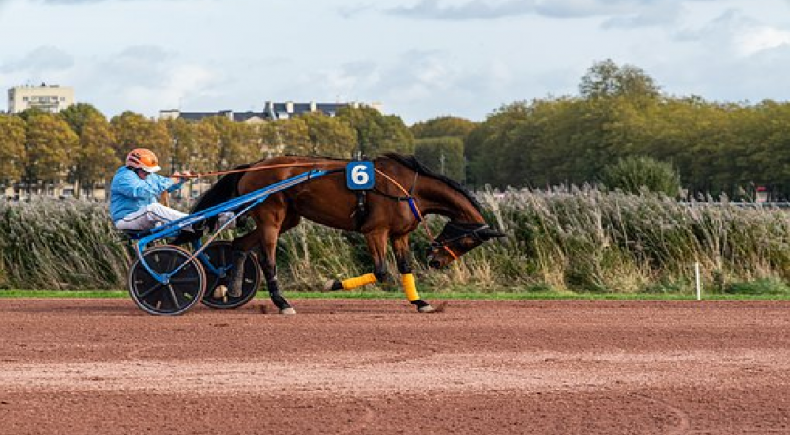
172,164,250,245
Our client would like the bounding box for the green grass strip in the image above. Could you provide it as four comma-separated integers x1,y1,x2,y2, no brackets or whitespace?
1,289,789,301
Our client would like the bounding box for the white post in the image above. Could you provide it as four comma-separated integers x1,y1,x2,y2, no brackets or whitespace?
694,262,702,301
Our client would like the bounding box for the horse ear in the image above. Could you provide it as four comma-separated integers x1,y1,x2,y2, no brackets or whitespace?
480,228,506,240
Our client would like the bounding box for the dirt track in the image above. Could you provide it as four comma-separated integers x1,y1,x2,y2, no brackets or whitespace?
0,298,788,434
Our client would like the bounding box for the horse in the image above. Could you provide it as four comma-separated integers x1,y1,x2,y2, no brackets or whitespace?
179,153,505,314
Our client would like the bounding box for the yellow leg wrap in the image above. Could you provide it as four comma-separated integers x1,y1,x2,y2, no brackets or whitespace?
341,273,377,290
401,273,420,301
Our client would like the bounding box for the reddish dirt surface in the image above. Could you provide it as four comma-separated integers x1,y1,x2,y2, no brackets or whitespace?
0,298,789,434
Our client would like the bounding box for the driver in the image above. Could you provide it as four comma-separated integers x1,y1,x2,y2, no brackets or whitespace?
110,148,193,231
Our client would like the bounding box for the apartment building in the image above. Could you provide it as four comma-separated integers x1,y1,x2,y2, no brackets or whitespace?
159,100,382,123
7,84,75,113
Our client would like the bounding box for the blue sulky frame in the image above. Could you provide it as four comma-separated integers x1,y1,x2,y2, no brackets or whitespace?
127,169,329,287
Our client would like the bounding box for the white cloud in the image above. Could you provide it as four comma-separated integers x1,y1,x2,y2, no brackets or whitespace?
1,45,74,74
387,0,693,25
735,26,790,56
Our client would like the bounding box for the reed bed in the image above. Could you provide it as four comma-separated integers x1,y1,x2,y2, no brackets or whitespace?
1,188,787,294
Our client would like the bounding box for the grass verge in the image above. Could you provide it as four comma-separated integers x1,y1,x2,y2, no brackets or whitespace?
1,289,789,301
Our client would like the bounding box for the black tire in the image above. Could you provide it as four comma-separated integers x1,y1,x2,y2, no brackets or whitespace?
200,241,261,309
128,245,207,316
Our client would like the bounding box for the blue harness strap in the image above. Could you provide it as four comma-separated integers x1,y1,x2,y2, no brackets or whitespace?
407,197,422,223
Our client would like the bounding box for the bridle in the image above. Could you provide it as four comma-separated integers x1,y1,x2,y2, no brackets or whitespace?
429,222,491,249
373,169,491,262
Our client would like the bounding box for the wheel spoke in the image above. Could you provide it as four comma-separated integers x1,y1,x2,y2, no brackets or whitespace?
138,282,164,299
168,253,180,271
167,284,180,307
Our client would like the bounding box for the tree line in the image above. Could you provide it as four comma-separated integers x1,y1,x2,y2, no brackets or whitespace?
463,60,790,200
0,104,417,198
3,59,790,200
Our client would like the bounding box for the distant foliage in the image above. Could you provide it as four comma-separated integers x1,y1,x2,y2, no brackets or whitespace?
601,156,681,196
414,137,466,182
464,60,790,199
411,116,477,140
0,103,416,199
336,105,414,156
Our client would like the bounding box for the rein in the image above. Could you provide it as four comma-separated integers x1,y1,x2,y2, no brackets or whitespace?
178,162,324,179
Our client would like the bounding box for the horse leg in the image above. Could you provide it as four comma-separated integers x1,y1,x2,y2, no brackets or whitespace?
323,230,388,292
391,234,435,313
257,224,296,315
227,230,259,297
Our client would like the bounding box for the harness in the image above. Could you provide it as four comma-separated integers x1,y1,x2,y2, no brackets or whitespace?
179,161,470,261
369,170,422,222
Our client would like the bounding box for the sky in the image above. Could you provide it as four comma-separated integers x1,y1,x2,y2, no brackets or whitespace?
1,0,790,124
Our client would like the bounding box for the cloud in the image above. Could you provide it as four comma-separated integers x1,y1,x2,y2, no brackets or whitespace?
38,0,192,3
87,45,222,113
1,45,74,74
676,9,790,57
601,2,682,28
386,0,718,27
735,26,790,56
282,49,568,122
388,0,536,20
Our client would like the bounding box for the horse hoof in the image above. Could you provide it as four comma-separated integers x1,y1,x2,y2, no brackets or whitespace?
417,304,436,313
323,279,343,292
280,307,297,315
213,285,228,299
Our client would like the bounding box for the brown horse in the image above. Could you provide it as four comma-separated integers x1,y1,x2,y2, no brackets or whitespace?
182,153,504,314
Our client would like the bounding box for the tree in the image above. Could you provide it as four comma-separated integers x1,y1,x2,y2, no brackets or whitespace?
601,156,681,196
164,118,198,172
203,116,260,168
414,137,465,181
24,112,79,193
579,59,660,105
73,112,117,198
60,103,104,136
259,118,310,157
0,115,27,185
336,106,414,156
300,112,356,157
110,112,171,171
411,116,477,140
192,119,221,174
464,102,531,187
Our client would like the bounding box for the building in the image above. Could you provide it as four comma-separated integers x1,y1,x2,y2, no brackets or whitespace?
8,84,75,113
159,109,271,123
159,100,382,123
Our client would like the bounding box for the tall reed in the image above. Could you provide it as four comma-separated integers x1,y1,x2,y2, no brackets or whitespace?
1,189,787,293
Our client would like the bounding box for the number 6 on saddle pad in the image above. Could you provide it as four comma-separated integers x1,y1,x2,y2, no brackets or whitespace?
346,161,375,190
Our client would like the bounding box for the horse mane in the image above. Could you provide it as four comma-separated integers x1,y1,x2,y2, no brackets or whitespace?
189,163,252,214
380,153,483,214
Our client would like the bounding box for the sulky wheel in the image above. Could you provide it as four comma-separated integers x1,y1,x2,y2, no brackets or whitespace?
200,241,261,309
128,245,207,316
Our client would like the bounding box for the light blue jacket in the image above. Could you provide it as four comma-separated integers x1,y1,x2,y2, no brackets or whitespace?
109,167,183,222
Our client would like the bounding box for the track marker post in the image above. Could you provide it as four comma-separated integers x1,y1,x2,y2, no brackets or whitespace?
694,262,702,301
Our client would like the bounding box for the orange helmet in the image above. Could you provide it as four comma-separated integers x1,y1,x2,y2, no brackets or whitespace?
126,148,161,173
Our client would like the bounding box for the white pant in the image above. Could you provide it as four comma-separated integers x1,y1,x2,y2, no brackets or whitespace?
115,203,188,231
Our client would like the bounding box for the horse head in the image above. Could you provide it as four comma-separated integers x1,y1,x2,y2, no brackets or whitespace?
426,222,505,269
